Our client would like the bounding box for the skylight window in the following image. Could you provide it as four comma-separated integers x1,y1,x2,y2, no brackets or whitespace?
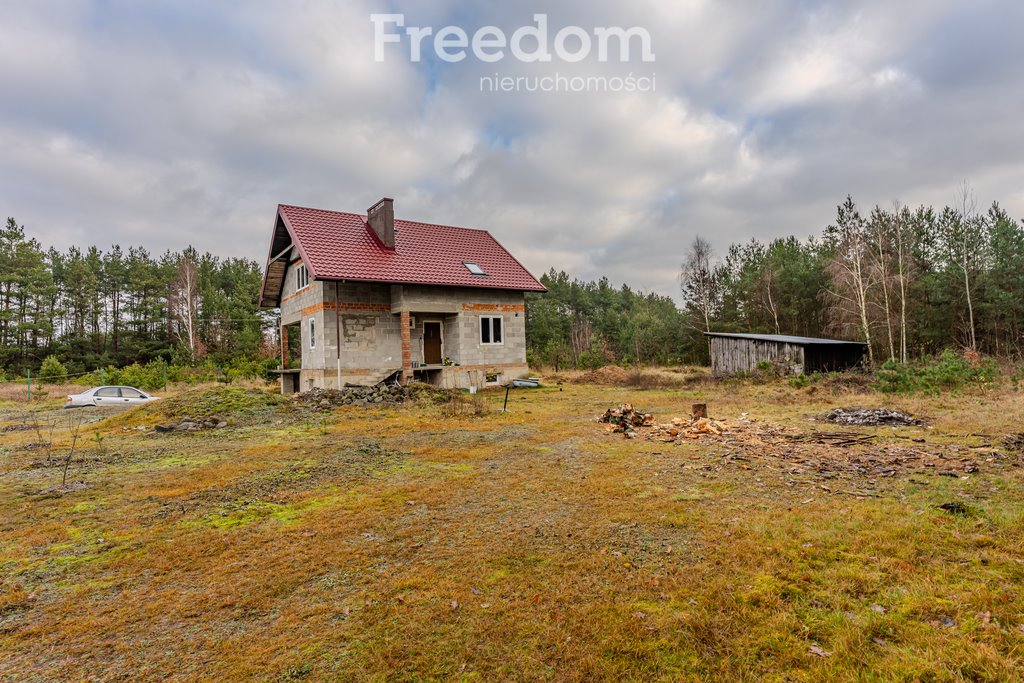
464,261,486,276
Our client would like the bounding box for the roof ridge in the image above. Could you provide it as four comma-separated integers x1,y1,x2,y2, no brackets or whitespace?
277,203,490,234
262,203,547,297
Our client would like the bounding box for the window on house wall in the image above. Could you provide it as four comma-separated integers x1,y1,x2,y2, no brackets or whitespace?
480,315,503,345
309,318,316,349
295,263,310,291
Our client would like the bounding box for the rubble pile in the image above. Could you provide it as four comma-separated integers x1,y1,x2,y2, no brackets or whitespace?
297,385,405,411
765,443,984,479
1001,433,1024,453
155,416,228,433
825,407,925,427
598,404,728,441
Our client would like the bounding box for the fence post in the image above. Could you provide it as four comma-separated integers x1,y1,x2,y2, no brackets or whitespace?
26,369,31,401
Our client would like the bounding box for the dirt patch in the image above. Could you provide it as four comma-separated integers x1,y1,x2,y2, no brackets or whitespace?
36,480,89,496
571,366,707,389
825,407,925,427
579,366,632,384
598,404,1018,489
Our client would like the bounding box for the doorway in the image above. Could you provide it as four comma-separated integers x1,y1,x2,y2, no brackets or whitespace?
423,321,443,365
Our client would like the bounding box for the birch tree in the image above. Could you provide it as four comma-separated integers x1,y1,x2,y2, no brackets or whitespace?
169,248,200,357
825,196,875,364
867,206,896,361
679,236,718,332
940,183,988,350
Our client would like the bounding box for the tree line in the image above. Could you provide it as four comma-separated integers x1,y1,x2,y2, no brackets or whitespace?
525,270,693,369
529,189,1024,367
6,185,1021,378
0,217,271,377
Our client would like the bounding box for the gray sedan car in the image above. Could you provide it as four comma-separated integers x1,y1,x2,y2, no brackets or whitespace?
65,386,160,408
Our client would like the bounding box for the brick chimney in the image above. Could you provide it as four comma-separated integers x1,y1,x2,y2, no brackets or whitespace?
367,197,395,249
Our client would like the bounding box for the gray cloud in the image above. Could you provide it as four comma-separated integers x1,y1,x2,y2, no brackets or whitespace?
1,0,1021,299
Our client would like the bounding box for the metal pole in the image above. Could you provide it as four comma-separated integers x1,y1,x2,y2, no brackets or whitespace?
336,281,342,389
502,384,510,413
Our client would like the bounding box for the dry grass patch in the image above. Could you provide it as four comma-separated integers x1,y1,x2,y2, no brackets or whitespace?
0,379,1022,680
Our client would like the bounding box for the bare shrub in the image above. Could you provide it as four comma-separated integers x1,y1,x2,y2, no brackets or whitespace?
439,391,491,418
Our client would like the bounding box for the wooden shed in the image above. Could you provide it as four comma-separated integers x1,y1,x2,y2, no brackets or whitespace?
704,332,867,377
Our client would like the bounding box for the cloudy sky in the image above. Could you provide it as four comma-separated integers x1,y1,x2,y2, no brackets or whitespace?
2,0,1022,298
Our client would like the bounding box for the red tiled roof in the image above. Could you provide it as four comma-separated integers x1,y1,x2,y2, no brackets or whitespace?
271,204,546,294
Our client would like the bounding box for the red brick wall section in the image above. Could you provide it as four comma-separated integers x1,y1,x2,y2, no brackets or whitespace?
461,303,525,312
300,301,390,316
400,310,412,381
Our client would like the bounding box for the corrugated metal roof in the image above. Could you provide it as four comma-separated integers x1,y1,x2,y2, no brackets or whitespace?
703,332,867,346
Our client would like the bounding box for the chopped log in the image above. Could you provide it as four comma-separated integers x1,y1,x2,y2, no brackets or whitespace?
691,403,707,420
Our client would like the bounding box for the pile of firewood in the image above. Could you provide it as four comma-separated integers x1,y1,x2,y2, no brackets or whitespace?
599,403,728,441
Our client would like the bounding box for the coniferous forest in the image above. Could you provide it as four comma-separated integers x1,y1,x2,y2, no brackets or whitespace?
0,217,270,379
3,190,1023,378
526,191,1024,368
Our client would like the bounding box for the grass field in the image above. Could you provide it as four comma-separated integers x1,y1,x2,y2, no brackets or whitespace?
1,375,1022,681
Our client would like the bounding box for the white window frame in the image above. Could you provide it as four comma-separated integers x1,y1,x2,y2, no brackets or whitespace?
480,315,504,346
295,263,310,291
308,317,316,349
463,261,487,276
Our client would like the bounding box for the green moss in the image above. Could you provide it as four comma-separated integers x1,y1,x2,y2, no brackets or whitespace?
194,499,299,529
126,452,221,472
105,385,288,428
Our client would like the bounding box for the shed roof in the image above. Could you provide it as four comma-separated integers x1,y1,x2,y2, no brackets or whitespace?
259,203,546,307
704,332,867,346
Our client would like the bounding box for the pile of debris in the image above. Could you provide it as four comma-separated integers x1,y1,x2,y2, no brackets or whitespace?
155,416,228,433
296,385,405,411
825,407,925,427
1002,433,1024,453
650,416,728,441
598,403,654,436
598,403,728,441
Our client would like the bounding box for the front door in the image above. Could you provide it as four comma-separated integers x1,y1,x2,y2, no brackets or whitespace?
423,322,443,365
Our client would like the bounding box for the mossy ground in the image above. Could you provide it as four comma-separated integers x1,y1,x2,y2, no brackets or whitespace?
0,378,1022,681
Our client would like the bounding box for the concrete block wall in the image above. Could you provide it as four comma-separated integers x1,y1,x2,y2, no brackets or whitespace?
398,285,526,367
279,271,529,390
442,313,461,362
401,285,529,386
326,281,402,388
279,258,327,376
455,293,527,368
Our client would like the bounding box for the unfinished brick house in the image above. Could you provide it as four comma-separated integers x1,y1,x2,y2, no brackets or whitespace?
259,198,546,393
